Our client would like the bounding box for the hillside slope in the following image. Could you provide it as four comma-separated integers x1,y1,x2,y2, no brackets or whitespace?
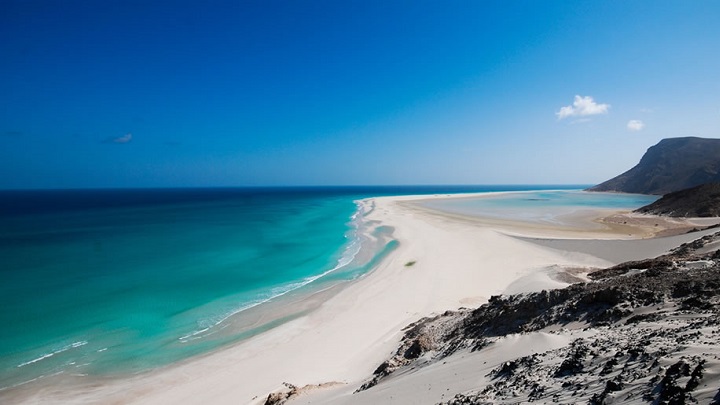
351,232,720,405
588,137,720,195
635,183,720,217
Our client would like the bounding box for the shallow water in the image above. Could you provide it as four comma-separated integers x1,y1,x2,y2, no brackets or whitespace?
0,185,591,391
420,191,658,226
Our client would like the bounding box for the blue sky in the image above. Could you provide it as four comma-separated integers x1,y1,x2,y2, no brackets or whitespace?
1,1,719,188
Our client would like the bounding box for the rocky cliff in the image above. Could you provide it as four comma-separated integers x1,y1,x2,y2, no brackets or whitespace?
635,182,720,217
588,137,720,195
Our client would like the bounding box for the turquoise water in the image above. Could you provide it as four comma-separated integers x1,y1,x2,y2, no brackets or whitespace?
0,185,601,391
421,190,659,224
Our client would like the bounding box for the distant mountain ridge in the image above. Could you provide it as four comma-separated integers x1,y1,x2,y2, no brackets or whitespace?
588,137,720,195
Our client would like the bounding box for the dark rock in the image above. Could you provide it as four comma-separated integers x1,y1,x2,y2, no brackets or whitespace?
375,231,720,403
653,360,699,404
636,183,720,217
625,313,662,324
587,137,720,195
681,296,713,310
528,383,545,400
590,378,625,405
373,361,391,375
494,361,518,378
403,337,430,359
606,378,624,392
588,257,674,280
264,383,298,405
554,341,588,377
627,346,646,360
685,360,705,391
600,358,618,376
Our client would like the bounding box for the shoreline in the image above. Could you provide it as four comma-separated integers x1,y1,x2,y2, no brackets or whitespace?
5,191,717,404
407,191,712,240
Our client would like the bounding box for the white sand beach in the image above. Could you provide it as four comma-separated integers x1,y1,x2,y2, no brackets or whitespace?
12,192,719,404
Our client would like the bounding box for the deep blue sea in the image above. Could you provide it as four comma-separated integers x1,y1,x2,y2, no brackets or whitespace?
0,185,644,391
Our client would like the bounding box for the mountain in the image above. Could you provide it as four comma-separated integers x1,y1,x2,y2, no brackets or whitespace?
635,182,720,217
587,137,720,195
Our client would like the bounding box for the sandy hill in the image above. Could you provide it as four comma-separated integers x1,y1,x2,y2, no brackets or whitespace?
349,232,720,405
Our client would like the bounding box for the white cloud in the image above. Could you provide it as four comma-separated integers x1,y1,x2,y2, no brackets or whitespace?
112,133,133,143
556,95,610,120
627,120,645,131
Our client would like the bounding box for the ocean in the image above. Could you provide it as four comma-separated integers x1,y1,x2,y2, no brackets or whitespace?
0,185,652,391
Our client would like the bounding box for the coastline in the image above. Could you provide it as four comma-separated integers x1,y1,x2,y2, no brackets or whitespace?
6,191,718,404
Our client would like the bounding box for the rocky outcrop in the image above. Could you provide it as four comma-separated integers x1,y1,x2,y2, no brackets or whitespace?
264,383,299,405
355,310,467,392
635,182,720,217
358,231,720,404
263,382,344,405
588,137,720,195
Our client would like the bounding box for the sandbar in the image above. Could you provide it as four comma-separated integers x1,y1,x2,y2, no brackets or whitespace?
7,191,716,404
